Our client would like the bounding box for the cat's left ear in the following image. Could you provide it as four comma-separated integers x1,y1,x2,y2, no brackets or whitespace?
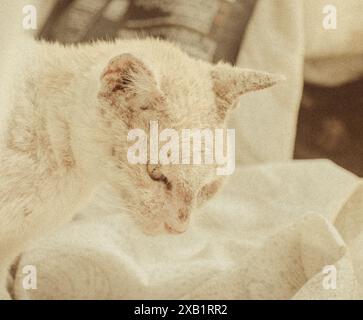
98,53,164,111
211,62,285,119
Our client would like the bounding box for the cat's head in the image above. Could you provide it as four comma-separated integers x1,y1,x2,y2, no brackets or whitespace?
94,40,282,235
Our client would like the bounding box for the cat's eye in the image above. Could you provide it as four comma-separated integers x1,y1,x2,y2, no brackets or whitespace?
147,163,172,190
147,163,162,180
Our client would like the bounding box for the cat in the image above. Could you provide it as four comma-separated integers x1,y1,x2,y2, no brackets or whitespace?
0,38,282,299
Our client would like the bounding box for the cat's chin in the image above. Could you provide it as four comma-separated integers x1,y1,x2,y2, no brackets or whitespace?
138,222,187,236
164,223,187,234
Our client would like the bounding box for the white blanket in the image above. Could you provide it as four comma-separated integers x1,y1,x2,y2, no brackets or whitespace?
1,0,362,299
12,160,363,299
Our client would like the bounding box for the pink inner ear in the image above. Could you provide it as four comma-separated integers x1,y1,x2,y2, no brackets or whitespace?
101,53,135,78
100,53,157,97
98,54,165,112
101,57,135,93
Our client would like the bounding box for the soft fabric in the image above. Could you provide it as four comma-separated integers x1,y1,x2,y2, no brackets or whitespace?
231,0,304,164
304,0,363,86
12,160,363,299
1,0,362,299
304,0,363,59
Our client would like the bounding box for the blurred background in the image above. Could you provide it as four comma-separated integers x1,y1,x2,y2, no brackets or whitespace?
1,0,363,175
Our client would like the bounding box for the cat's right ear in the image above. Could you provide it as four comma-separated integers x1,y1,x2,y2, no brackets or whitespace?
98,53,164,111
211,62,285,120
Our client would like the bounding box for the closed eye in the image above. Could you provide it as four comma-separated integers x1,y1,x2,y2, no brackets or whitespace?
147,163,172,190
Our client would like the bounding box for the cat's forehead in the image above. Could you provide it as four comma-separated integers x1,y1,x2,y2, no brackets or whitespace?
159,86,219,129
155,59,219,125
132,42,213,95
105,40,217,110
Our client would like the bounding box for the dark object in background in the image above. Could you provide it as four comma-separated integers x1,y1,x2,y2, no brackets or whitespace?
295,77,363,177
39,0,257,64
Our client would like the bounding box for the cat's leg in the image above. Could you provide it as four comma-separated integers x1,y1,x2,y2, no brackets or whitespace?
0,150,92,299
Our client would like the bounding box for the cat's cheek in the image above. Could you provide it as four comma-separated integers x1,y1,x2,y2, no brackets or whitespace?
134,212,168,236
129,198,169,235
197,178,224,207
139,223,166,236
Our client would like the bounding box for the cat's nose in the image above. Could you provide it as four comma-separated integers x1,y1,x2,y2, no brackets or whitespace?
164,223,186,234
164,208,191,234
177,207,190,223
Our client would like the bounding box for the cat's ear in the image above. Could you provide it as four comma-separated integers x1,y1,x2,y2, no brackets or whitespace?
211,62,285,119
98,53,164,111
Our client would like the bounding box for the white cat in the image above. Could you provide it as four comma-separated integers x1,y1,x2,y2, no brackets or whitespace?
0,38,282,299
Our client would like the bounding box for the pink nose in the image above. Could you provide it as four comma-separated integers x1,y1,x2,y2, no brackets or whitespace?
164,208,191,234
177,207,190,223
164,223,186,234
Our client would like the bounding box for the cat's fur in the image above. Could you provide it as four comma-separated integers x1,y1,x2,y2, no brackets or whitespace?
0,38,281,298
